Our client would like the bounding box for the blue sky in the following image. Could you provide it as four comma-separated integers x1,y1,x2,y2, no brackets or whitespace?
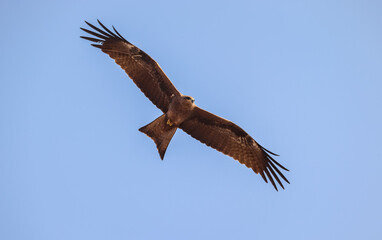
1,0,382,239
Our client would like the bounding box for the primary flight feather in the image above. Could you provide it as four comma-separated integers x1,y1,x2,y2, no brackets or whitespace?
81,20,290,190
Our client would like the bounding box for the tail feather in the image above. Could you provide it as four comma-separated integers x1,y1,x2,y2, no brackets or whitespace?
139,114,177,159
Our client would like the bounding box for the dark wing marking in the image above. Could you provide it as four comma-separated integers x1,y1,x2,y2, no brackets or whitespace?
81,20,181,113
180,107,289,191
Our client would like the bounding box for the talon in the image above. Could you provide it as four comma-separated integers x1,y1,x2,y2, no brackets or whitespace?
166,119,174,126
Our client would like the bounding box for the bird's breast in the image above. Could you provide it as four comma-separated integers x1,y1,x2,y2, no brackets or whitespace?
166,97,195,126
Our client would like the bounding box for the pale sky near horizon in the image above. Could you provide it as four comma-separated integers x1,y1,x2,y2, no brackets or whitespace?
1,0,382,239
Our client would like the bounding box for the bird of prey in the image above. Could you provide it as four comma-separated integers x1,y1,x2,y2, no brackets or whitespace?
81,20,289,190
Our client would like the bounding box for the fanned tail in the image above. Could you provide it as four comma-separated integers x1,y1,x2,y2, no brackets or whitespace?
139,114,177,159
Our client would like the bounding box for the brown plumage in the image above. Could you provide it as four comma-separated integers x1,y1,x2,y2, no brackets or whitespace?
81,20,290,190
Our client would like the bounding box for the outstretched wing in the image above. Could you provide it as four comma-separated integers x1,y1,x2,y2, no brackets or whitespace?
180,107,289,190
81,20,181,113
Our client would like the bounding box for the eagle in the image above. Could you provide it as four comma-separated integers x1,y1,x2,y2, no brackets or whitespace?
81,20,289,190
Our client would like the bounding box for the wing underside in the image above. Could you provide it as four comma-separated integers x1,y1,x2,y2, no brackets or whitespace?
180,107,289,190
80,20,181,113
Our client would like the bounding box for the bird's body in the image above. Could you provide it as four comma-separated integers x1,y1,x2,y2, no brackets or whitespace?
139,95,196,160
81,20,290,190
166,95,195,126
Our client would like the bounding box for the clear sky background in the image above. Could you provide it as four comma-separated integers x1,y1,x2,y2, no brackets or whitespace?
1,0,381,239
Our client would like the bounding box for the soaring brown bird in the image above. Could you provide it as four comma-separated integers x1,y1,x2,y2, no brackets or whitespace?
81,20,289,190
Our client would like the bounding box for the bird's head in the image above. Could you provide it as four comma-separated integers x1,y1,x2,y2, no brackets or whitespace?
183,95,195,104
